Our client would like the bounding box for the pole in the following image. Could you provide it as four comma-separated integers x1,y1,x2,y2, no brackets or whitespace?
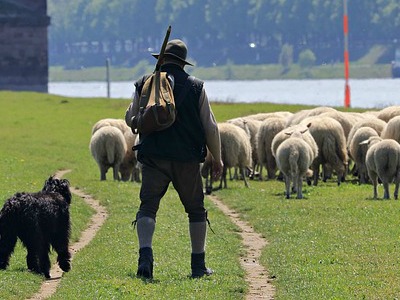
106,58,110,98
343,0,350,108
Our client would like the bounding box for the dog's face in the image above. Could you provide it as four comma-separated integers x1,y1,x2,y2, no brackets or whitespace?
42,176,72,204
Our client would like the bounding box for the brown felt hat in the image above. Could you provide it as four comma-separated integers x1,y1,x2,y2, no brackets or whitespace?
152,39,194,66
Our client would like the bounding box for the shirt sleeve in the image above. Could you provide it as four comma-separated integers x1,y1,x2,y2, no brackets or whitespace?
199,87,222,162
125,88,140,126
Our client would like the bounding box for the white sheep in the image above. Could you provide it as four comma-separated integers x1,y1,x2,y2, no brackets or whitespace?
381,115,400,143
363,136,400,199
377,106,400,122
119,130,141,182
245,111,293,121
347,117,386,150
317,110,357,141
89,125,127,181
300,116,348,186
276,130,317,199
271,123,318,159
201,122,252,191
227,117,261,177
349,127,379,184
286,106,337,127
256,116,287,180
91,118,131,135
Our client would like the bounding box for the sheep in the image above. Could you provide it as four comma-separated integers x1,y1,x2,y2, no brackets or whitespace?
300,116,348,186
227,117,261,179
347,117,386,150
245,111,293,121
201,122,252,192
381,115,400,143
286,106,337,127
377,106,400,122
275,130,317,199
91,118,131,135
89,125,127,181
119,130,140,182
271,123,318,160
256,116,287,180
363,136,400,199
317,110,357,141
348,127,379,184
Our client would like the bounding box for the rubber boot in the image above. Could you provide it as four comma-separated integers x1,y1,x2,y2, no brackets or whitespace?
191,252,213,278
137,247,153,279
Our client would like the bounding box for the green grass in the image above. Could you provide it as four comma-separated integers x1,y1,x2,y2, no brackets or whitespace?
0,91,399,299
217,180,400,299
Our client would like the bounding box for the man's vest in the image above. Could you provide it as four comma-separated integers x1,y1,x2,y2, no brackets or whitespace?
135,64,207,163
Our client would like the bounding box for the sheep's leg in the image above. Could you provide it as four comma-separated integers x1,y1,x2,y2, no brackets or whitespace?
394,179,399,200
241,168,249,188
258,165,263,181
312,164,319,186
100,165,108,181
205,169,213,195
284,175,291,199
220,166,228,189
296,176,303,199
113,165,120,181
371,174,378,199
383,181,390,199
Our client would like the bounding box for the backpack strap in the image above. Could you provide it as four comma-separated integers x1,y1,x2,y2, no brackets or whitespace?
174,76,195,107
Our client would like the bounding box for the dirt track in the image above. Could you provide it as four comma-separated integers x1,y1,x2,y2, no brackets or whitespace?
28,170,275,299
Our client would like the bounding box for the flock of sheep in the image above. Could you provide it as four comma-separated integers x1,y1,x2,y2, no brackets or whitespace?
201,105,400,200
89,105,400,200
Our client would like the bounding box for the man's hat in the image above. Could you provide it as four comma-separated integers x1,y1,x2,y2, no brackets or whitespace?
152,39,194,66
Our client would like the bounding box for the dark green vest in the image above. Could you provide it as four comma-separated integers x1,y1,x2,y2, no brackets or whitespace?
135,64,207,163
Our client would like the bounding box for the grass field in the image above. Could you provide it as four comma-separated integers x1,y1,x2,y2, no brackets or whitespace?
1,91,400,299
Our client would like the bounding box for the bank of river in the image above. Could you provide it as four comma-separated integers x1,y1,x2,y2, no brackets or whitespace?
49,78,400,109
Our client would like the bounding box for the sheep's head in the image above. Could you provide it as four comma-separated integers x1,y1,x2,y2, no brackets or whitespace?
359,136,382,148
284,124,310,139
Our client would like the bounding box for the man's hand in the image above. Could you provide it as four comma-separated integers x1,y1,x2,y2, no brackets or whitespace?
212,159,224,181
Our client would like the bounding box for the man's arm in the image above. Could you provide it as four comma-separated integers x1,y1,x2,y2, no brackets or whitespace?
125,88,140,128
198,88,223,179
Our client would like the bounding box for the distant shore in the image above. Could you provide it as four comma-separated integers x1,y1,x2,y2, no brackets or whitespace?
49,63,392,82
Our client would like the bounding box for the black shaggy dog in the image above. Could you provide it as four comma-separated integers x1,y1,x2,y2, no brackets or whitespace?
0,176,72,278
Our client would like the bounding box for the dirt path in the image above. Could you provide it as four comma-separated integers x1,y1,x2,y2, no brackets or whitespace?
28,171,274,299
208,195,276,300
28,170,108,300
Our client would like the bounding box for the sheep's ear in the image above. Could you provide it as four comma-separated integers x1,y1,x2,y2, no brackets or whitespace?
300,127,309,134
284,131,292,136
306,122,312,128
359,140,369,145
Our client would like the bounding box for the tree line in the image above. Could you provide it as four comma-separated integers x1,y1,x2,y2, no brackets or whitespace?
48,0,400,68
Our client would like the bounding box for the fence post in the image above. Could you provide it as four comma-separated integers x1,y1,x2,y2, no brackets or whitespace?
106,58,111,98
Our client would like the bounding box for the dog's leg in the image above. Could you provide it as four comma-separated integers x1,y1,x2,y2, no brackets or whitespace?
38,243,51,279
23,237,41,275
0,231,17,270
52,230,71,273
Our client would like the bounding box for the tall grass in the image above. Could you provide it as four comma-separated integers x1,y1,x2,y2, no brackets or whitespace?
1,91,399,299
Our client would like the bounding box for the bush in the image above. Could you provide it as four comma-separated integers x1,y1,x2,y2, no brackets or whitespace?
298,49,316,70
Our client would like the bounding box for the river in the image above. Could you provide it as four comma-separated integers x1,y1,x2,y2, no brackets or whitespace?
49,78,400,109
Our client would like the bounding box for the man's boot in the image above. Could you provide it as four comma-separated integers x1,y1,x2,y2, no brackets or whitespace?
137,247,153,279
191,252,213,278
